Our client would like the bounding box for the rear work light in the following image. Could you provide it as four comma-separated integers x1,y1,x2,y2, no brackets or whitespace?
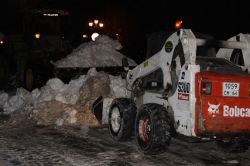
201,82,212,95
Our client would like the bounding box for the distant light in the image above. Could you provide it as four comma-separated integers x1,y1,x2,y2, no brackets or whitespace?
88,22,93,27
94,20,99,24
43,13,58,17
99,23,104,28
175,20,183,30
34,33,40,39
0,40,3,44
115,33,120,40
91,32,99,41
82,34,88,38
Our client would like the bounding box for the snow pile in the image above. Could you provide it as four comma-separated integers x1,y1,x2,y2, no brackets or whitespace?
54,35,137,68
0,68,130,127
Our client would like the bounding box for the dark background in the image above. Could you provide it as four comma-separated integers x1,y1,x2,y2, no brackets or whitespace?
1,0,250,63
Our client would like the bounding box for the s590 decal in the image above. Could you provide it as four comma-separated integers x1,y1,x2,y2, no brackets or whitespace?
178,82,190,101
178,82,190,93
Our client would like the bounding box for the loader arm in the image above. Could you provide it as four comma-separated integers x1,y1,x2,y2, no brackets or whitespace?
126,29,197,90
216,33,250,71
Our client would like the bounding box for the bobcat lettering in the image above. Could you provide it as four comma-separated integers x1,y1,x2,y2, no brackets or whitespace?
223,105,250,117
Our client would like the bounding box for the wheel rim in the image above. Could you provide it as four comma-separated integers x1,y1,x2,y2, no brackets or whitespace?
139,114,151,142
111,107,121,133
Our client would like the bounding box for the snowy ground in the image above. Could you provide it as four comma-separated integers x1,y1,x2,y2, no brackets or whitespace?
0,116,250,166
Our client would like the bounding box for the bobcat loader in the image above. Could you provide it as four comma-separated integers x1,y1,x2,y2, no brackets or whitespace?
102,29,250,154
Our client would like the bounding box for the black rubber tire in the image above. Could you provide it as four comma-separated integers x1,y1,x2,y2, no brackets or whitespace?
135,103,171,154
216,138,249,153
108,98,137,141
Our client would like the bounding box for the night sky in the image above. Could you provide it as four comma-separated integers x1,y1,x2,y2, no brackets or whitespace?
1,0,250,63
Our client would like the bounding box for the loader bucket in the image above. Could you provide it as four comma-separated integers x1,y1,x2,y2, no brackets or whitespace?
92,96,104,124
92,96,114,125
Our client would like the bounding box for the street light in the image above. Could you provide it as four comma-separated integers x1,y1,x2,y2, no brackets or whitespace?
88,19,104,28
34,33,40,39
82,34,88,38
94,20,99,24
87,19,105,41
99,23,104,28
91,33,99,41
88,22,93,27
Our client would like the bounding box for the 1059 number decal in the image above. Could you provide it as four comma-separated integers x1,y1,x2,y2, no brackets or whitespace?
223,82,239,97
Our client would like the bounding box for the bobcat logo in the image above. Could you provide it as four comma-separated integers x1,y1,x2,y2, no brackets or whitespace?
208,102,220,115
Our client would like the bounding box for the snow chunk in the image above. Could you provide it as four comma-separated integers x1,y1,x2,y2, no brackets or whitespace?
56,108,77,126
31,89,41,101
46,78,64,91
3,95,24,113
35,76,87,105
109,75,130,98
87,67,99,77
55,75,87,104
2,88,32,114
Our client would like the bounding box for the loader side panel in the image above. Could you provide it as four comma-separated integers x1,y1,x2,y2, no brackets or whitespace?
195,72,250,137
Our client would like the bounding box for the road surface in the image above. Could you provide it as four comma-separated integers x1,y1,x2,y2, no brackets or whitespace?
0,115,250,166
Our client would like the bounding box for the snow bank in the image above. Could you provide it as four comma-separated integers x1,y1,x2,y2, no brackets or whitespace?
1,69,94,114
1,68,130,127
54,35,137,68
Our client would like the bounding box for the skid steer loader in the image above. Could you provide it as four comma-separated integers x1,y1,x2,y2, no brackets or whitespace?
95,29,250,154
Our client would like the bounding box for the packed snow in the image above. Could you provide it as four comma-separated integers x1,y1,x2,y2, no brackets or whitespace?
54,35,137,68
0,68,130,126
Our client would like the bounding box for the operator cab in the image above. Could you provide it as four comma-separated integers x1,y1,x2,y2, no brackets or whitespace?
196,56,244,74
